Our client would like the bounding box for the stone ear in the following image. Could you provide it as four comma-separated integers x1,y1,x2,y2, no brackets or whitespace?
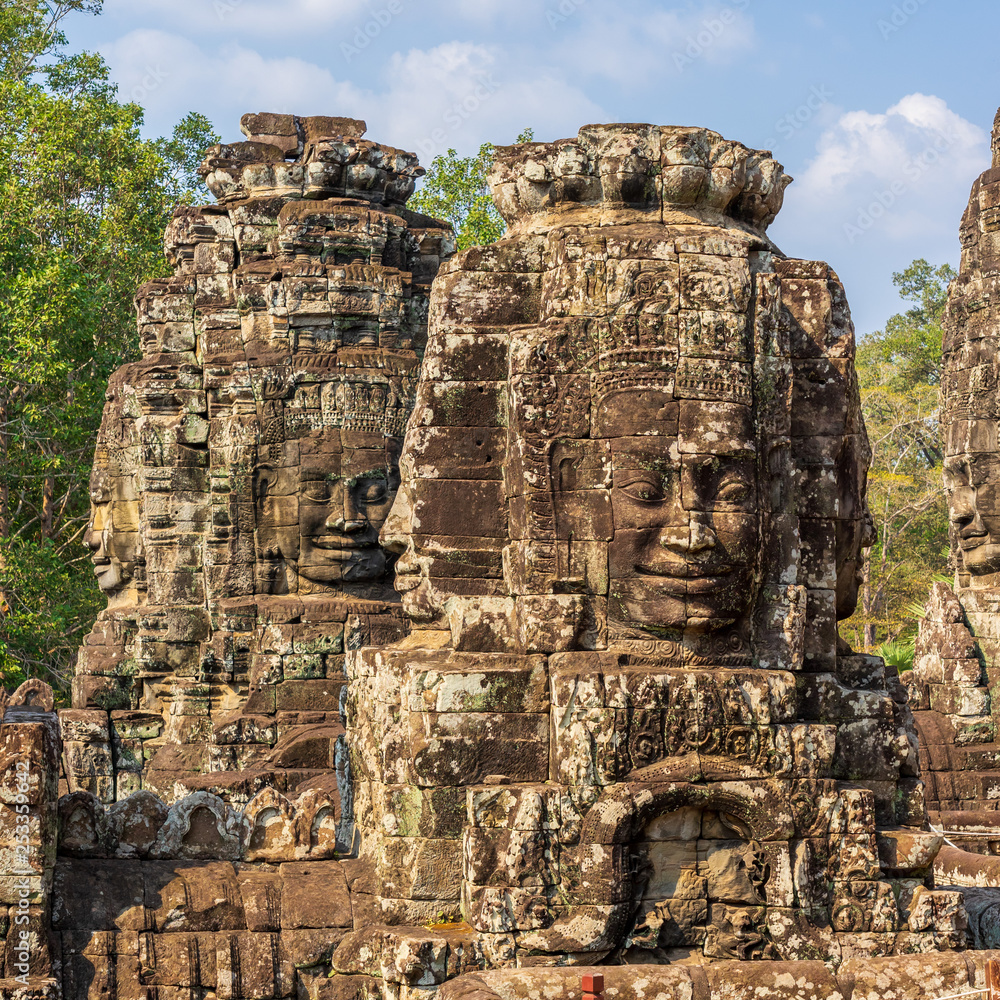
254,463,278,507
760,435,791,510
385,439,403,491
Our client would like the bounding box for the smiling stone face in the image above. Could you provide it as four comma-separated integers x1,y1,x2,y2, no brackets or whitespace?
84,460,142,598
255,408,405,597
297,468,394,584
945,448,1000,578
608,402,759,634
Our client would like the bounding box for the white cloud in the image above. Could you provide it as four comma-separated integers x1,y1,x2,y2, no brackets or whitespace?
100,0,370,37
765,93,987,338
370,42,605,159
781,93,986,245
99,0,552,42
794,94,984,202
434,0,541,24
102,29,365,137
545,1,756,85
99,30,606,164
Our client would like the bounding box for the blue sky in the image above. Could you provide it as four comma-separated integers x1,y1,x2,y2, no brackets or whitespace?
67,0,1000,336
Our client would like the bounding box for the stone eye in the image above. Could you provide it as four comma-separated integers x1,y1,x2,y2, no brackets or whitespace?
717,478,751,504
620,477,667,503
360,480,388,505
303,480,335,502
943,463,969,490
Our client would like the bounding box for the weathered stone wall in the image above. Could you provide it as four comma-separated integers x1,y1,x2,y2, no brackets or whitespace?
0,683,60,994
439,953,1000,1000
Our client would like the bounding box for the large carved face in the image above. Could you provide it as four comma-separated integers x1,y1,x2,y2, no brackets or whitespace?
835,432,876,620
945,449,1000,576
297,457,396,587
257,432,400,593
608,401,759,634
84,461,141,596
380,458,439,622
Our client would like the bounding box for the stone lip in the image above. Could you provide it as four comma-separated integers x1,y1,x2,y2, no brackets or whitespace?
489,122,792,233
199,111,426,208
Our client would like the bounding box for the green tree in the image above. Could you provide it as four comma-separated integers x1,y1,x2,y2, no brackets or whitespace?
0,0,219,694
409,129,534,250
842,259,955,653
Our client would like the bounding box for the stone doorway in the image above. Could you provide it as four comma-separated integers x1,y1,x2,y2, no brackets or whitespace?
621,805,776,963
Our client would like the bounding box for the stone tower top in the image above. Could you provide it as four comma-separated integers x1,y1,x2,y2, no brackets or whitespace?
489,122,792,233
198,111,424,208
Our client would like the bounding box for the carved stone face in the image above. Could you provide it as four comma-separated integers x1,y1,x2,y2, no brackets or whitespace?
84,463,141,596
258,435,400,593
608,402,758,634
835,512,876,620
380,476,439,622
297,463,395,586
835,433,876,620
945,451,1000,576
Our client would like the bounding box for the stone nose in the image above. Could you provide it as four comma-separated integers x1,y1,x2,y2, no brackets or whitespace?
84,509,109,552
951,487,981,531
960,510,989,539
326,498,367,533
659,515,717,554
688,515,717,554
861,511,876,549
380,486,411,554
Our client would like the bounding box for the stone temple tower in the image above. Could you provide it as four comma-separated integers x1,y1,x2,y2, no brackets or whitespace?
342,123,961,966
69,114,453,807
907,107,1000,819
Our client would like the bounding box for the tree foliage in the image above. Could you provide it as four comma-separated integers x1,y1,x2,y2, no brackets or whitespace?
841,259,955,654
409,129,534,250
0,0,219,694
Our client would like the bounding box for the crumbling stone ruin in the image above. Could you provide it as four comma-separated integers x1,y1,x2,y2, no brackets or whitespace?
10,113,1000,999
907,108,1000,831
